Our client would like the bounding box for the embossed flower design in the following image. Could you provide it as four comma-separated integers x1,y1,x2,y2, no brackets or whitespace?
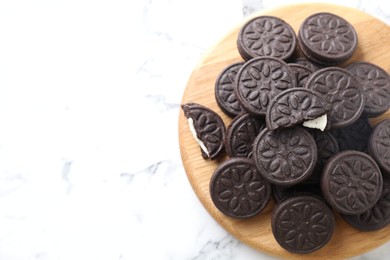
359,188,390,224
260,130,312,180
183,104,225,159
216,167,265,213
311,71,361,122
330,160,378,211
195,112,222,145
272,91,327,129
294,66,312,88
279,203,330,250
216,63,244,117
341,182,390,231
233,119,263,157
240,61,289,110
244,18,293,57
220,70,239,102
375,126,390,167
306,15,354,54
353,66,390,106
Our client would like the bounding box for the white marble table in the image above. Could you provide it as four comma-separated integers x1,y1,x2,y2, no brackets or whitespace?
0,0,389,259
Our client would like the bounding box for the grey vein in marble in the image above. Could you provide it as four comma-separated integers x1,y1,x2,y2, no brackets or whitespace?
136,58,164,78
191,234,240,260
61,160,73,194
145,94,180,112
242,0,264,16
120,160,177,186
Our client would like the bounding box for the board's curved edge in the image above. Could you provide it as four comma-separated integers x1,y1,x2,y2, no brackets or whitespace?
178,3,390,259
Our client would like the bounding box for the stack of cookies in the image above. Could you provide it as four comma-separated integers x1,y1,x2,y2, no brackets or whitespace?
182,12,390,254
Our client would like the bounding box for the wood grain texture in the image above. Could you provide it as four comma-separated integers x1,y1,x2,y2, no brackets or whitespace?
178,3,390,259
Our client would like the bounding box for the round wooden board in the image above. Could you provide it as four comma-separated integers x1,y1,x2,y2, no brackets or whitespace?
178,3,390,259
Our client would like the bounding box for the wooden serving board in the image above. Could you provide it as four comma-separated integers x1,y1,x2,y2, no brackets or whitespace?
178,3,390,259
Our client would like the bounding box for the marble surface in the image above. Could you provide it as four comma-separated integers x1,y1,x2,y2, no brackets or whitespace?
0,0,389,259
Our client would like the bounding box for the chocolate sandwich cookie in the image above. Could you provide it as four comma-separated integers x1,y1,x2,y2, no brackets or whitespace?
252,127,317,186
266,88,330,130
321,151,383,215
298,12,358,65
272,195,335,254
341,177,390,231
305,67,364,129
235,57,296,117
331,114,372,152
368,119,390,175
345,62,390,117
210,158,271,218
237,16,296,61
289,64,313,88
272,183,323,203
224,113,265,158
215,62,245,117
181,103,226,160
305,129,339,184
289,57,322,72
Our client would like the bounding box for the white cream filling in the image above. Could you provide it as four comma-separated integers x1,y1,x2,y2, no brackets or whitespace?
302,114,328,131
188,118,210,157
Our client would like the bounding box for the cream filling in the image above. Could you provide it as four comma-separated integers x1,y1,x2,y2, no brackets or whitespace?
188,118,210,157
302,114,328,131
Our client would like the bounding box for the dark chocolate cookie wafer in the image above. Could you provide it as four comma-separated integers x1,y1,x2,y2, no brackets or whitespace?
289,64,313,88
305,129,339,184
321,151,383,215
181,103,226,160
272,195,335,254
235,57,296,117
266,88,330,130
331,114,372,152
210,158,271,218
225,113,265,158
215,62,245,117
298,12,358,65
341,177,390,231
289,57,322,72
345,62,390,117
272,183,323,203
252,127,317,186
369,119,390,175
237,16,296,61
305,67,364,129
